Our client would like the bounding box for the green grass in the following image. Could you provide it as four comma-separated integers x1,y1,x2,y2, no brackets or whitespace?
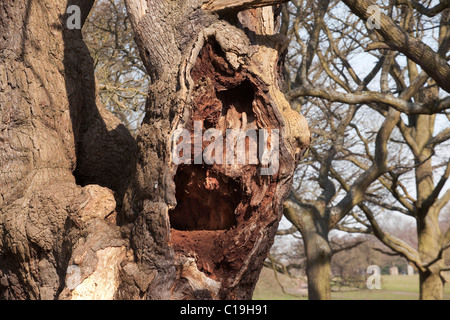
253,268,307,300
253,269,450,300
382,275,423,292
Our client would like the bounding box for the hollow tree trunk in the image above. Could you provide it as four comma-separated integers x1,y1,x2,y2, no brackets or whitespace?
0,0,309,300
117,0,310,300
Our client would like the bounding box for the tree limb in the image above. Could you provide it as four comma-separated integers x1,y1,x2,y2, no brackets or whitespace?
276,225,300,236
445,227,450,249
433,188,450,213
422,160,450,213
294,0,330,86
335,223,371,234
342,0,450,93
396,0,450,17
202,0,288,12
332,239,366,255
288,85,450,115
330,109,401,227
427,128,450,148
372,247,401,256
360,202,423,270
365,198,411,215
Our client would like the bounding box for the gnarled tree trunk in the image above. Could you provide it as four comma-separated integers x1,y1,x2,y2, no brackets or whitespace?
0,0,309,300
0,0,136,299
413,92,446,300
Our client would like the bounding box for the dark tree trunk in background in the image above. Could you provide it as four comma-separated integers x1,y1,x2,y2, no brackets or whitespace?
0,0,310,300
283,202,332,300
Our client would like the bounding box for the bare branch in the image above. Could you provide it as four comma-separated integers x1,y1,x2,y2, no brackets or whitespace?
276,225,300,236
202,0,288,12
360,203,422,270
342,0,450,93
372,247,401,257
335,223,370,234
365,198,411,215
427,128,450,148
397,119,421,157
434,189,450,213
365,41,393,51
264,255,290,276
397,0,450,17
288,85,450,115
332,239,366,255
283,199,306,234
330,109,401,226
294,0,331,86
422,160,450,212
263,255,306,298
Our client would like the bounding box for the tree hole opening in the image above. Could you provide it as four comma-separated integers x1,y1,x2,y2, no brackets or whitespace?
169,165,240,231
218,80,255,118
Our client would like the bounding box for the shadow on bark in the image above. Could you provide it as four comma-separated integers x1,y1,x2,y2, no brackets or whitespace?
0,0,135,299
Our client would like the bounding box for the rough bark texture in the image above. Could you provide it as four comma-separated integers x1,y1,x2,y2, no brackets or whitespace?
0,0,135,299
304,230,332,300
119,0,310,300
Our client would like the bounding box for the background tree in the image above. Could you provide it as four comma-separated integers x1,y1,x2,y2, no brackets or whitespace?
280,0,398,300
83,0,149,135
280,0,449,300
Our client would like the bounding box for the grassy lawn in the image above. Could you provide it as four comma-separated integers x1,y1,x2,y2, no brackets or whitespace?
253,268,450,300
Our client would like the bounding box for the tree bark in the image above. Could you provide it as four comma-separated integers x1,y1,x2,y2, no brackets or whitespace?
410,85,446,300
419,269,445,300
0,0,136,299
415,128,446,300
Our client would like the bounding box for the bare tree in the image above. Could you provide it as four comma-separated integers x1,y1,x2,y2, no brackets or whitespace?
327,0,450,300
281,0,449,300
83,0,149,135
